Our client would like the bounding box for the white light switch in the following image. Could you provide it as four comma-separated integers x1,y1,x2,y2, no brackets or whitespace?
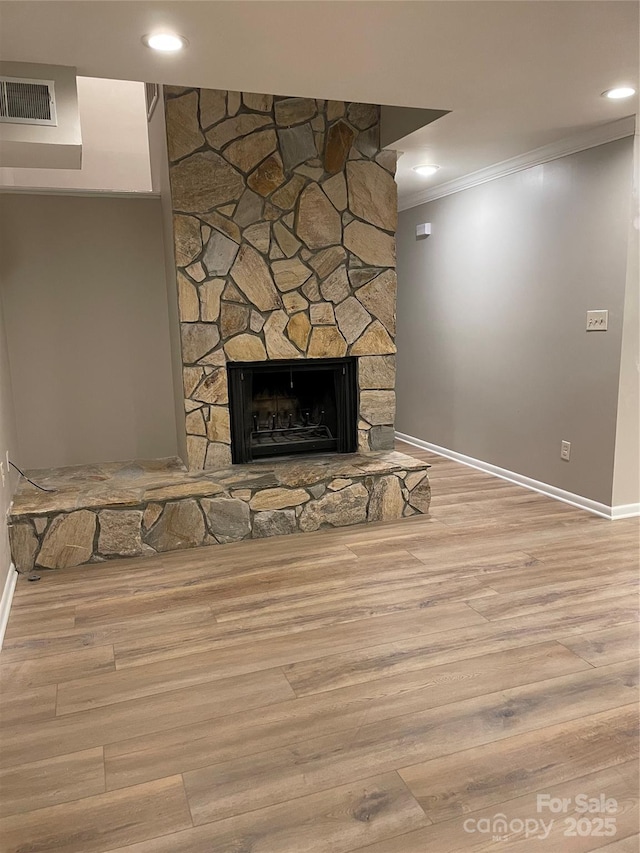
586,310,608,331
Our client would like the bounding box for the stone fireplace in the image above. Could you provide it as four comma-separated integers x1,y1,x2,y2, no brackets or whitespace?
6,86,431,574
165,87,398,470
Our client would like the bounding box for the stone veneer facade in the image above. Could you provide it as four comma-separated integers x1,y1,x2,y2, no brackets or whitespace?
165,87,398,470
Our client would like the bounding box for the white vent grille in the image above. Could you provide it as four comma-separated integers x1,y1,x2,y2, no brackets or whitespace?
0,77,57,126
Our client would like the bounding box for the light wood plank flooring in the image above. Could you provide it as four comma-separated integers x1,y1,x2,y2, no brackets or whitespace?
1,442,638,852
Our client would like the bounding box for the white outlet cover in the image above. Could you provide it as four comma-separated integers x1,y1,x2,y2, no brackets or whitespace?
586,309,608,331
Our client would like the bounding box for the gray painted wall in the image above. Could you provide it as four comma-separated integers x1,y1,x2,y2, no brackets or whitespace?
396,137,634,505
0,293,18,588
0,194,178,470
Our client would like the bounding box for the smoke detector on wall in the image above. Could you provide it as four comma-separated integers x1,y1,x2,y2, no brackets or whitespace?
0,77,57,126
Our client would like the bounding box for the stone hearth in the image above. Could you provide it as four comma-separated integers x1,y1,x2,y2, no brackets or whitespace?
9,451,430,571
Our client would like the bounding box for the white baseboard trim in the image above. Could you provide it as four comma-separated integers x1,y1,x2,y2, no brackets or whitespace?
611,503,640,520
395,432,639,521
0,563,17,650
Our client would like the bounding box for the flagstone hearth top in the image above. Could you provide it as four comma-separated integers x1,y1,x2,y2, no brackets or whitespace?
10,451,429,518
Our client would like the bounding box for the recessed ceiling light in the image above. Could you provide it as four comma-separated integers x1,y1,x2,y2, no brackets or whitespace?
602,86,636,100
142,32,188,52
413,164,440,178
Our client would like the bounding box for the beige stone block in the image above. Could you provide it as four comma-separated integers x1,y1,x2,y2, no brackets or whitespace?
344,220,396,267
324,119,355,174
205,442,232,470
185,409,206,436
143,503,163,530
224,129,277,173
326,100,345,121
244,222,271,254
177,273,200,322
183,366,203,397
273,221,301,259
263,310,302,359
299,482,368,531
348,103,378,130
185,262,206,283
309,302,335,325
227,91,241,116
309,246,347,279
205,114,271,149
37,510,97,569
192,368,228,404
224,334,268,361
252,509,297,538
250,488,310,511
350,320,396,355
359,390,396,425
145,500,206,551
98,510,144,556
346,161,397,232
173,215,202,267
206,406,231,443
272,257,312,292
296,184,342,250
250,310,266,333
335,297,371,344
409,478,431,513
320,265,350,304
322,172,348,211
202,496,251,543
283,291,308,314
199,279,225,323
187,434,208,469
248,153,285,197
199,210,241,243
286,312,311,351
180,323,220,364
367,475,404,522
166,91,204,162
328,478,352,491
9,523,38,572
231,245,281,311
358,355,396,390
307,326,347,358
405,471,428,491
243,92,273,113
170,151,244,213
220,302,250,338
301,276,322,303
271,175,306,210
356,269,397,335
275,97,316,126
199,88,226,129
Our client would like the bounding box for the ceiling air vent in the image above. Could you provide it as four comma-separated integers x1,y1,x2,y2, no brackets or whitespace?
0,77,57,126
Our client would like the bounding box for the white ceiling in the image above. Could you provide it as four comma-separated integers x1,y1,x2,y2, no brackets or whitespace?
0,1,637,203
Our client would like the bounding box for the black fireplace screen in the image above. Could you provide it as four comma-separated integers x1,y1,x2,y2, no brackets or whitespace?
227,357,358,463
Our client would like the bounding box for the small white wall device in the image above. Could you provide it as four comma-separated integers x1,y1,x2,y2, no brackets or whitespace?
416,223,431,238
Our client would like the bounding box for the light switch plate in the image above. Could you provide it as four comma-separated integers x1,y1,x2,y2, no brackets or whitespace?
586,310,608,331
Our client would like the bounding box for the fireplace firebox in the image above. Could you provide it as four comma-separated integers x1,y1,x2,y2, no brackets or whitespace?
227,358,358,463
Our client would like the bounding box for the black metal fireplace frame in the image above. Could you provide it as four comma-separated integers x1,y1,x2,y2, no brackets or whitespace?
227,357,358,464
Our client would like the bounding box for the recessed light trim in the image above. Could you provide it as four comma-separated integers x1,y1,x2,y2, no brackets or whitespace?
602,86,636,100
142,32,188,52
413,164,440,178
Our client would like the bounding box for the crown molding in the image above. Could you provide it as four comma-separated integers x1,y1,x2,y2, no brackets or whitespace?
398,115,637,211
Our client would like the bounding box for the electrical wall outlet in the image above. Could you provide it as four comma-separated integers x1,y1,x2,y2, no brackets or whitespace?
560,440,571,461
586,310,608,331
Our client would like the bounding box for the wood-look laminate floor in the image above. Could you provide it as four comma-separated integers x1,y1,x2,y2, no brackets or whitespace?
0,441,638,852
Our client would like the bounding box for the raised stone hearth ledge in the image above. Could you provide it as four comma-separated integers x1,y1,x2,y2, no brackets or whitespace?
9,452,430,571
